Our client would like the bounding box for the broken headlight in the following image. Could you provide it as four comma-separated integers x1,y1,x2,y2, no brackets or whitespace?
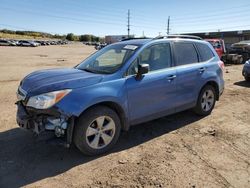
27,89,71,109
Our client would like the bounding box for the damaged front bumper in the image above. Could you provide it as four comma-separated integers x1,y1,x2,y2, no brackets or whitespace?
16,101,75,147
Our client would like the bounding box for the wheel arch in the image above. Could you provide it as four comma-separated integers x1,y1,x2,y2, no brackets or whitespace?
77,101,129,131
201,80,220,100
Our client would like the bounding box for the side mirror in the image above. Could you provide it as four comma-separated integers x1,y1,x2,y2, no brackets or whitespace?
135,64,149,80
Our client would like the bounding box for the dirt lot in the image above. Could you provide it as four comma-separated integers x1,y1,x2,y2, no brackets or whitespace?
0,43,249,188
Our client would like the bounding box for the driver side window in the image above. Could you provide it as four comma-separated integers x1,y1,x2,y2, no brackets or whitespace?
127,43,171,75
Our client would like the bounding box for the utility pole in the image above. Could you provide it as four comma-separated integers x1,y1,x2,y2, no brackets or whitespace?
127,9,130,38
167,16,170,35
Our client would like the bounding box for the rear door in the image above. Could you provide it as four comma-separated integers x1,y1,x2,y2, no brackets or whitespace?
126,42,177,124
173,42,205,111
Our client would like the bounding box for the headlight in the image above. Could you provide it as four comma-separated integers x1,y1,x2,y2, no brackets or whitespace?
27,89,71,109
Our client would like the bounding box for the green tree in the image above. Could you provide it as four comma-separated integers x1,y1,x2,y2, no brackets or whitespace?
66,33,75,41
79,34,91,42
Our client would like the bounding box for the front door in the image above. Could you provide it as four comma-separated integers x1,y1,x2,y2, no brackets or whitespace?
125,43,177,125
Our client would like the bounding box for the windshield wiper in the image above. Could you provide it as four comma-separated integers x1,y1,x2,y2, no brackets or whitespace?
80,68,112,74
80,68,99,73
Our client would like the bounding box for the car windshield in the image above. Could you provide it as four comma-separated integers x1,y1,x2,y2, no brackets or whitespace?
76,43,140,74
208,41,221,48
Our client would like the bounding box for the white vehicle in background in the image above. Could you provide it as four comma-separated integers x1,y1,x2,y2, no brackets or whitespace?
18,40,40,47
0,39,17,46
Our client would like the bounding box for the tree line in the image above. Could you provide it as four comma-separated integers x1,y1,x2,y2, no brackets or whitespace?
65,33,102,42
0,29,103,42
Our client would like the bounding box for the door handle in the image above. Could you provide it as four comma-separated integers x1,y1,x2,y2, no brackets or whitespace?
198,67,206,73
167,75,176,81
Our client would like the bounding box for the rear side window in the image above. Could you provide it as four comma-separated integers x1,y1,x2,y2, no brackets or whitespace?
196,43,214,61
174,43,198,66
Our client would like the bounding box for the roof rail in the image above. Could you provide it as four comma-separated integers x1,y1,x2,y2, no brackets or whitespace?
121,37,151,41
154,35,203,40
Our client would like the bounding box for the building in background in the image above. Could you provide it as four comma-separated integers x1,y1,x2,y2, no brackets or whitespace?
185,30,250,48
105,35,135,44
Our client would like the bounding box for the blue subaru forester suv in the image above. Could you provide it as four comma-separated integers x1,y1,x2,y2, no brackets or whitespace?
16,35,224,155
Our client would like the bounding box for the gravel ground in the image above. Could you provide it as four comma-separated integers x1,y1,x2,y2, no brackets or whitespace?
0,43,249,188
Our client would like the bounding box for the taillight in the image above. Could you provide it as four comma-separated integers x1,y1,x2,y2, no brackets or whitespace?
218,60,225,70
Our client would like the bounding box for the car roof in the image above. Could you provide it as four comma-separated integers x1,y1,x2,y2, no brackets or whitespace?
117,37,208,46
114,37,212,46
117,39,152,46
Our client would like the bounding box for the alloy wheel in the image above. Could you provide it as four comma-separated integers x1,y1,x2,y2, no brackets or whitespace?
201,89,215,112
85,116,116,149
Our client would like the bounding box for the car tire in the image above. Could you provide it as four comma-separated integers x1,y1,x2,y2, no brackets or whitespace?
194,85,216,116
245,76,250,81
74,105,121,156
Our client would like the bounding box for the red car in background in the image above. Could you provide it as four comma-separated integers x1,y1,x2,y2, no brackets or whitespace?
205,39,226,59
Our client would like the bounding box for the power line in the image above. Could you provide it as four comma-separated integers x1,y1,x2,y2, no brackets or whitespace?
0,6,163,33
0,7,124,26
1,3,250,36
172,3,250,20
131,2,250,19
10,0,250,28
9,0,129,18
132,7,250,29
172,11,250,24
130,3,250,24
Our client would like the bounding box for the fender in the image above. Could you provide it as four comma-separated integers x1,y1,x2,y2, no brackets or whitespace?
55,78,129,119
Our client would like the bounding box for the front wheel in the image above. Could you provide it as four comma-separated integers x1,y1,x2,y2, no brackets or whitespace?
74,106,121,156
245,76,250,81
194,85,216,116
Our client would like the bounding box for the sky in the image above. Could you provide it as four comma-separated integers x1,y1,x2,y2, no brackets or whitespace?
0,0,250,37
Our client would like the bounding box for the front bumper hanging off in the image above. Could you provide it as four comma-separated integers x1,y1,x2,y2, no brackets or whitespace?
16,101,75,147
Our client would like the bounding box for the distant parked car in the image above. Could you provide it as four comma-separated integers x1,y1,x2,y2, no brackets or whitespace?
9,40,19,46
0,39,16,46
50,41,57,45
95,43,107,50
45,41,50,45
18,40,39,47
242,60,250,81
62,40,68,45
230,40,250,63
35,40,47,46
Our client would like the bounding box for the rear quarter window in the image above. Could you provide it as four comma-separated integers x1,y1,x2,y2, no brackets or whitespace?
174,42,199,66
196,43,214,62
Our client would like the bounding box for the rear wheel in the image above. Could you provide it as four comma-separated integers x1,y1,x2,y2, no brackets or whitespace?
74,106,121,156
194,85,216,116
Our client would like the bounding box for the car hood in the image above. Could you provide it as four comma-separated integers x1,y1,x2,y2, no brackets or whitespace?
20,68,103,95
